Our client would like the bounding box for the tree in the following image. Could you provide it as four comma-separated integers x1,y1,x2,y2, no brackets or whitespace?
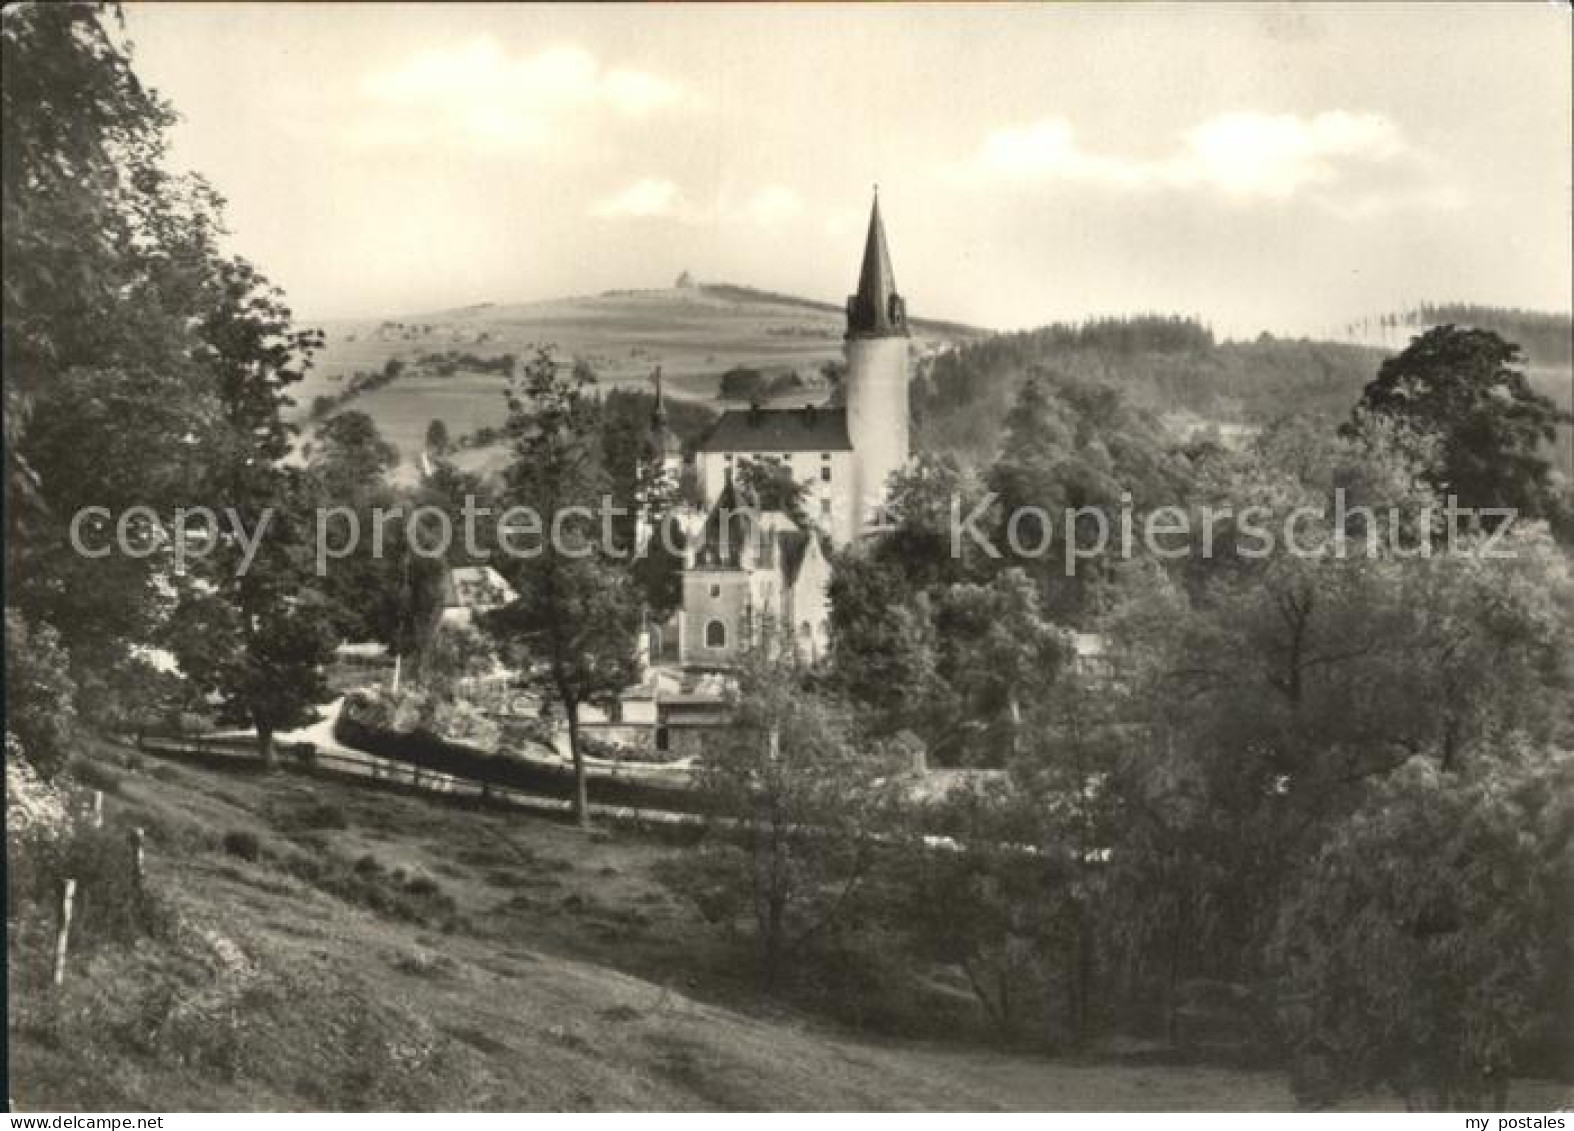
3,4,230,685
167,566,337,765
988,372,1191,618
483,349,642,826
424,417,451,457
1347,325,1573,527
1270,748,1574,1110
665,636,899,983
3,609,78,779
309,410,399,501
736,458,810,526
168,259,337,765
826,552,940,738
930,570,1067,764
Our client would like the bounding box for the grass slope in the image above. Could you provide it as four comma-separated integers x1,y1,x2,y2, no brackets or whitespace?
6,739,1320,1112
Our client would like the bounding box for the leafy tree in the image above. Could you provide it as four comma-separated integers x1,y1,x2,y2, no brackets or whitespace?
666,636,899,983
168,260,337,764
826,552,939,738
893,780,1075,1041
736,458,809,526
3,609,78,779
3,4,229,682
1347,325,1573,527
309,410,399,501
930,570,1067,764
424,417,451,457
1270,748,1574,1110
483,349,642,826
988,372,1191,618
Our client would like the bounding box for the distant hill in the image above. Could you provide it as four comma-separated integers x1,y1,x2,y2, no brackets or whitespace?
1343,304,1572,366
295,283,985,477
915,311,1572,477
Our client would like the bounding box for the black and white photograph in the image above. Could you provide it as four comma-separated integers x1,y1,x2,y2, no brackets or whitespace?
4,0,1572,1117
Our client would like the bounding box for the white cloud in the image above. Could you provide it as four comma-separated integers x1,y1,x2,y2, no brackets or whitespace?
970,118,1146,187
589,180,809,227
359,40,685,152
1173,111,1406,198
589,177,683,220
956,110,1442,210
738,185,804,226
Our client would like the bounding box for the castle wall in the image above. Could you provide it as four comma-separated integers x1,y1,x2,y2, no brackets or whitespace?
696,449,858,545
680,569,752,666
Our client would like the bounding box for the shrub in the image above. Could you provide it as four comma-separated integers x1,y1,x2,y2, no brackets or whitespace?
274,801,349,833
1270,750,1574,1110
5,612,78,779
67,756,122,796
221,830,263,862
9,820,169,951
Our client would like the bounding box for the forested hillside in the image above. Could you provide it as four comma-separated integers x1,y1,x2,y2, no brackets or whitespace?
912,317,1388,460
1347,304,1572,365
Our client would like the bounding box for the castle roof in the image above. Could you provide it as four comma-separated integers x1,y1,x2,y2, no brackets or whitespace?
690,474,816,584
696,405,851,453
845,189,909,340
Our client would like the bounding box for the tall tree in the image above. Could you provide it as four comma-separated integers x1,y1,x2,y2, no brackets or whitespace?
1347,325,1573,528
3,4,226,682
168,259,337,764
667,636,898,983
483,349,642,826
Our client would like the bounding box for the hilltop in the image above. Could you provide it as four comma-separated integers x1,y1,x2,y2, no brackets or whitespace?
293,284,985,473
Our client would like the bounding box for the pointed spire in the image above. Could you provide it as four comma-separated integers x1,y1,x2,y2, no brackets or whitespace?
650,365,667,429
845,187,908,339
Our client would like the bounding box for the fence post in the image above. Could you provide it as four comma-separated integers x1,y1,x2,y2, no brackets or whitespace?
91,790,103,828
52,878,77,988
130,827,146,892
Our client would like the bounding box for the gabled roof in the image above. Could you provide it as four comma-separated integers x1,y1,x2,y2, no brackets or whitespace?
696,406,851,453
691,472,757,569
689,475,819,583
845,190,909,340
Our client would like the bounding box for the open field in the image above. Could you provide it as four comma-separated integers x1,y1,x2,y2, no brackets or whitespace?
12,738,1570,1112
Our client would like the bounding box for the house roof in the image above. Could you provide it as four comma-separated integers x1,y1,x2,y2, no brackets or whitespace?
696,405,851,453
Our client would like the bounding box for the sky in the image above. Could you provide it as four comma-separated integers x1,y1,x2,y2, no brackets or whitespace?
121,2,1572,337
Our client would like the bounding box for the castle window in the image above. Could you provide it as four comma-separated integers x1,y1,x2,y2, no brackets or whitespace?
705,619,727,648
820,497,832,517
709,583,721,598
820,465,832,482
655,725,670,752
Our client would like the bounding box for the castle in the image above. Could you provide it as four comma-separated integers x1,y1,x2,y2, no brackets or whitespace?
651,190,912,670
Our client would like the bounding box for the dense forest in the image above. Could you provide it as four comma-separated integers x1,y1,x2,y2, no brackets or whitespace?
912,316,1389,460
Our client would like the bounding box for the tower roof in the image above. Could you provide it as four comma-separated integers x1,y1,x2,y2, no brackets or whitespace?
845,189,909,340
648,366,681,456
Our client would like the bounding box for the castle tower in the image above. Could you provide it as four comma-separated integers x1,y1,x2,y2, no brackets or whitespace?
843,189,910,530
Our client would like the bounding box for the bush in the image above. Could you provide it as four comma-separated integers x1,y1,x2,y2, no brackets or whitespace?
274,801,348,833
67,756,122,796
1270,751,1574,1110
5,611,78,779
9,820,168,951
221,830,264,862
